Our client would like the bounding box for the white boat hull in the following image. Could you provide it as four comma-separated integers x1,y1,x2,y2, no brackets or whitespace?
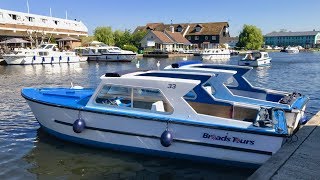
201,54,231,60
26,99,285,166
86,54,136,62
238,58,271,67
286,50,299,54
3,55,80,65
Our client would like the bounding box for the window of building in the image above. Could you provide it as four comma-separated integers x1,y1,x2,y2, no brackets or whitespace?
205,36,208,40
54,20,59,25
195,27,201,32
187,36,191,40
27,17,35,22
95,85,173,113
212,36,216,40
195,36,199,40
177,26,182,32
9,14,17,20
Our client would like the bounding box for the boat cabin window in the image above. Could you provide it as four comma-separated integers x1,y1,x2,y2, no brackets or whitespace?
224,76,239,87
45,45,54,49
95,85,173,113
203,83,216,95
39,44,46,49
183,90,197,100
38,52,49,56
263,54,269,58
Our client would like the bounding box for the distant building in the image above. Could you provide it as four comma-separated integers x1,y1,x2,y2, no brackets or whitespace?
264,31,320,48
135,22,230,49
140,27,191,52
0,8,88,46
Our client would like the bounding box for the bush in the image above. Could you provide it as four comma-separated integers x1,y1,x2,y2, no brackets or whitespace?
122,44,138,52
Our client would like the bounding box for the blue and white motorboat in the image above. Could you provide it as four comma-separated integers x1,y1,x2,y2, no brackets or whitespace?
22,64,309,167
238,52,271,67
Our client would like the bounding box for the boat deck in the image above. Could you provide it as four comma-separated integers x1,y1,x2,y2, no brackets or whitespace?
22,88,94,108
249,111,320,180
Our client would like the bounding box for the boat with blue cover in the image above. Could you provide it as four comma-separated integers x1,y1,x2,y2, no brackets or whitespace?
22,63,309,167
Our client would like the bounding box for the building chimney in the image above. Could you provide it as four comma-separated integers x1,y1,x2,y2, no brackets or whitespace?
170,25,174,33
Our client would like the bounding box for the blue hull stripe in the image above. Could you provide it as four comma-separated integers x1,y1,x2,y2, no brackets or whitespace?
41,125,261,168
22,93,287,137
54,119,273,155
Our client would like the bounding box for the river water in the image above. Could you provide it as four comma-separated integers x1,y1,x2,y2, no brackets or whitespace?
0,52,319,179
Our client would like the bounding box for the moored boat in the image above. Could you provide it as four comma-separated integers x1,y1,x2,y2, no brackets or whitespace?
285,47,299,54
75,46,136,62
200,48,230,60
238,52,271,67
3,44,80,65
22,65,309,167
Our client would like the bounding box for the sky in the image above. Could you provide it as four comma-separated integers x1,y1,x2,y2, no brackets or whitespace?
0,0,319,36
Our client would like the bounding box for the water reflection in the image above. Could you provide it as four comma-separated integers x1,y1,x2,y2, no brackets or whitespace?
24,129,253,179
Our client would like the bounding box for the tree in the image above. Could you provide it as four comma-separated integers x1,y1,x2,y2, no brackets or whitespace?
80,36,96,46
113,30,124,47
121,29,132,47
131,30,147,48
237,25,264,50
94,26,114,45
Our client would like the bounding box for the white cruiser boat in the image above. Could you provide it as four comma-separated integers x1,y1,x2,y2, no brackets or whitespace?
238,52,271,67
22,63,308,167
285,47,299,54
200,49,230,60
3,44,80,65
75,46,136,62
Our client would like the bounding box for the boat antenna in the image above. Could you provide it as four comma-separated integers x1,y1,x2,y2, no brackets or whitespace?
26,0,30,14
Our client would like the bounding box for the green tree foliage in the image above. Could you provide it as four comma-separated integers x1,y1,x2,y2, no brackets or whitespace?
80,36,96,46
93,26,147,50
131,30,147,48
113,30,124,47
122,44,138,52
237,25,263,50
94,26,114,45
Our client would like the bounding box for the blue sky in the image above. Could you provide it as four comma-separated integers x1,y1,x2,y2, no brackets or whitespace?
0,0,319,36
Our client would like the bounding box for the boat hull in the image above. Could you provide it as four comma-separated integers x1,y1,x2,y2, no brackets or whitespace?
87,54,136,62
3,55,80,65
201,54,231,60
25,98,285,167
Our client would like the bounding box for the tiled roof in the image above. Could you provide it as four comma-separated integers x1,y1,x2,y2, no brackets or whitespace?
56,37,80,41
134,22,229,36
265,31,320,37
152,31,174,43
165,31,191,45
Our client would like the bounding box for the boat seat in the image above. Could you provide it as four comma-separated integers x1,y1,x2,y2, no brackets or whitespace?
151,101,165,112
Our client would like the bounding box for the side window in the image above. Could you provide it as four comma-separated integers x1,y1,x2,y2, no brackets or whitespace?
95,85,173,113
203,83,216,95
183,90,197,100
224,77,239,87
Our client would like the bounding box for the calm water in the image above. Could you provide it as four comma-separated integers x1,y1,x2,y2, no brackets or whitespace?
0,52,319,179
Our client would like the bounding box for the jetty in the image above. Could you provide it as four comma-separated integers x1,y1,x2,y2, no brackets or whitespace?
249,111,320,180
